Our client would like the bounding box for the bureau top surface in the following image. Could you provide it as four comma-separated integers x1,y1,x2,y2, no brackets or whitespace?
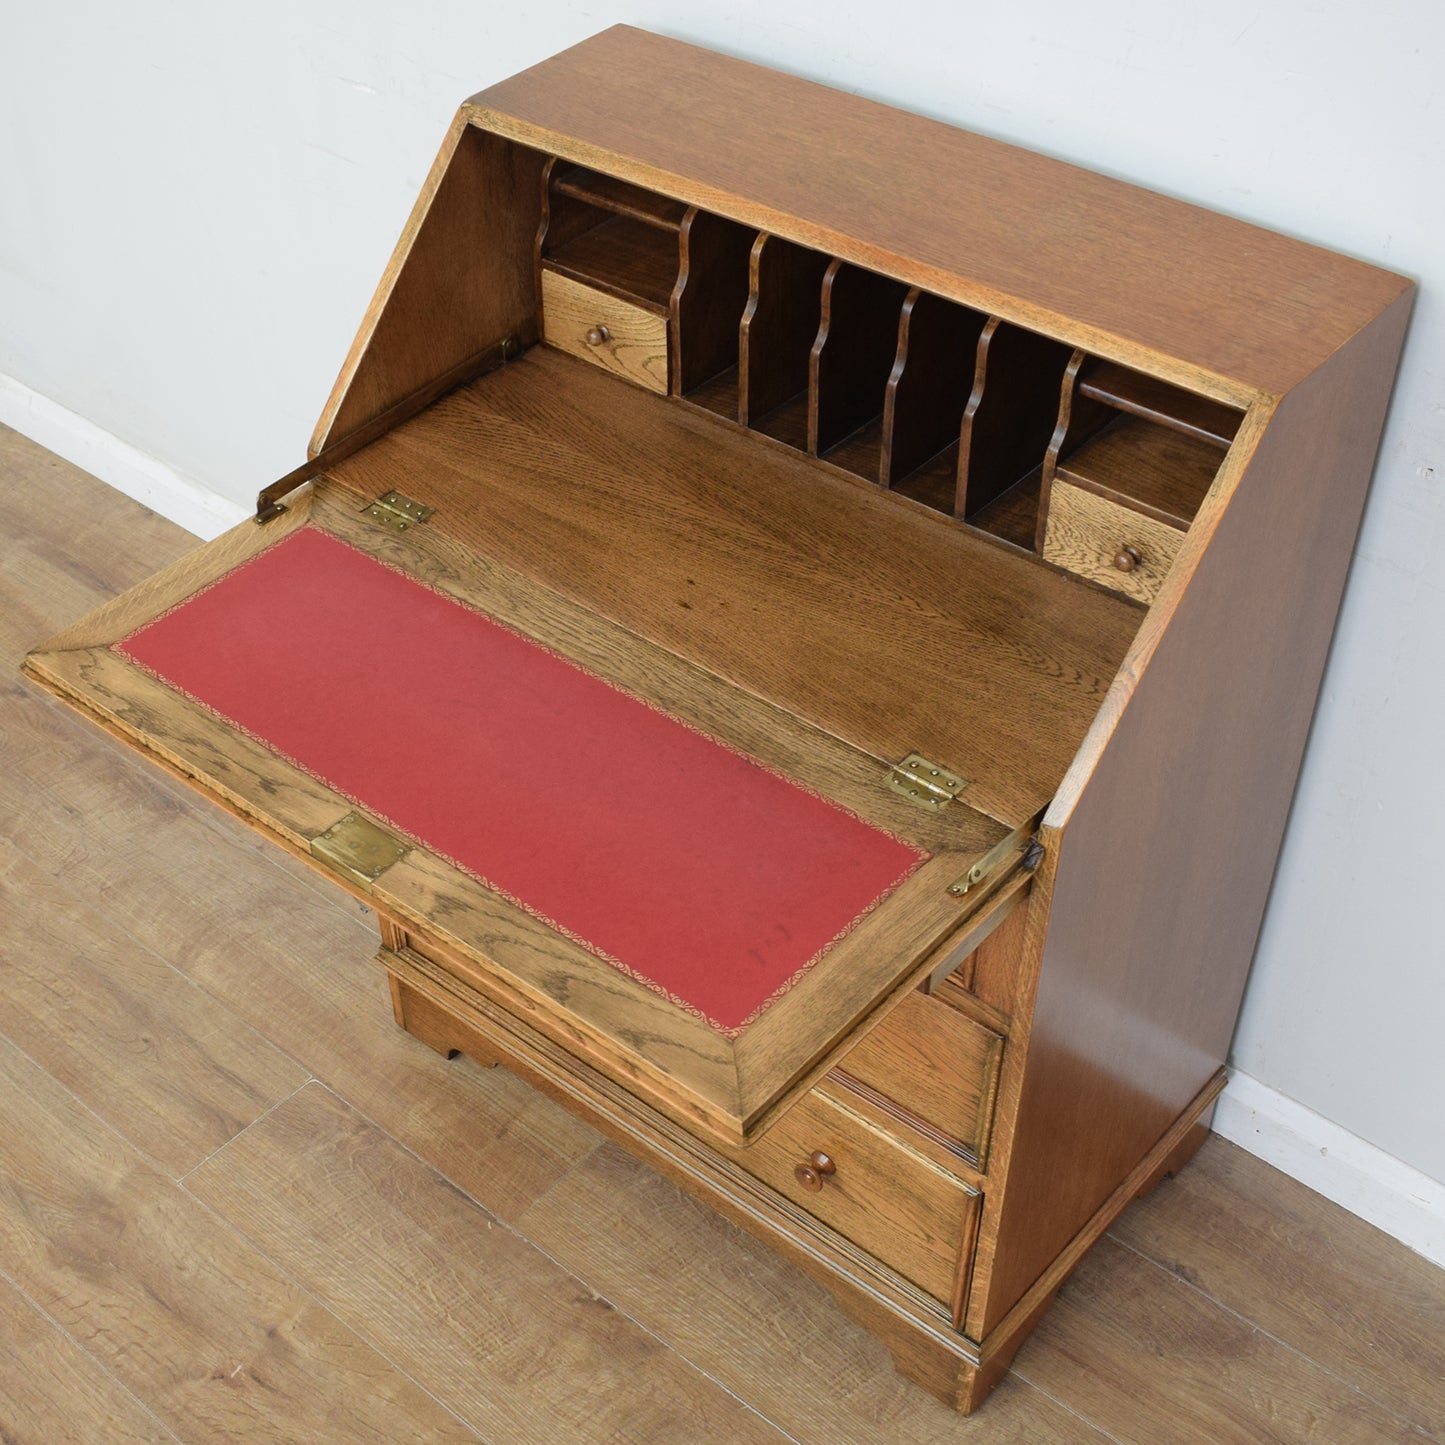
469,26,1410,400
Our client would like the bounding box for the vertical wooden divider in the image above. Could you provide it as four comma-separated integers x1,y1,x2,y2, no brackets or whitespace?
880,292,987,489
808,263,910,463
670,209,754,397
956,322,1074,521
1032,349,1117,550
738,235,831,443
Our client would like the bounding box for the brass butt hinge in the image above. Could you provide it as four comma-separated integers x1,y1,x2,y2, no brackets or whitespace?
310,811,410,888
885,753,969,810
948,824,1044,899
362,490,434,532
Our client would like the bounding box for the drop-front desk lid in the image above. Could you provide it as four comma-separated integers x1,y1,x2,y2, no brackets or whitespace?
24,353,1140,1147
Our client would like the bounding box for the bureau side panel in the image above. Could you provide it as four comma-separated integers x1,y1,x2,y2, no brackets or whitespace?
311,120,545,455
971,291,1413,1337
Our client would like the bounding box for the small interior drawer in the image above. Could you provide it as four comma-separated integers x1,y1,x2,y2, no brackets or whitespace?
1043,480,1184,604
541,268,669,393
828,988,1003,1168
721,1089,977,1305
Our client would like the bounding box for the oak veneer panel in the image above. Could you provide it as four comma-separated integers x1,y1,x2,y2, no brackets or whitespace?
1113,1137,1445,1439
467,26,1410,399
739,233,830,429
1057,412,1223,524
672,207,755,394
1043,481,1182,605
830,988,1001,1156
314,119,545,453
543,213,680,308
517,1141,1112,1445
1011,1237,1427,1445
0,1276,177,1445
186,1083,791,1444
0,1035,477,1444
1078,361,1242,446
0,838,309,1179
880,290,983,489
342,346,1141,826
977,290,1415,1335
541,269,669,391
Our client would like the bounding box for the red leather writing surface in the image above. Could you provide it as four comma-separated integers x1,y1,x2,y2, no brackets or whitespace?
116,528,926,1033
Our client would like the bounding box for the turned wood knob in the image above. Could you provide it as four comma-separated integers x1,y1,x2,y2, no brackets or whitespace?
1113,544,1141,573
794,1151,836,1191
584,324,611,346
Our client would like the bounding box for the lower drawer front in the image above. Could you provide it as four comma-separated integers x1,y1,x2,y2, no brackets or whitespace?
381,930,976,1307
723,1089,977,1305
541,269,669,393
831,988,1003,1167
1043,480,1184,604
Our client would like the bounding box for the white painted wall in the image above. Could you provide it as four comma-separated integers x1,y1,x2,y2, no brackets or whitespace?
3,5,1442,1206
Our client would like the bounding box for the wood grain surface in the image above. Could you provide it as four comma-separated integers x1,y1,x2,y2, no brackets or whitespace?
0,1035,477,1443
186,1084,791,1444
0,838,307,1178
518,1142,1108,1445
0,1275,177,1445
26,471,1016,1146
541,269,670,390
1042,480,1182,604
828,988,1002,1161
466,26,1410,400
5,428,1441,1439
979,289,1416,1338
1114,1136,1445,1440
1012,1235,1429,1444
314,118,544,455
334,345,1142,826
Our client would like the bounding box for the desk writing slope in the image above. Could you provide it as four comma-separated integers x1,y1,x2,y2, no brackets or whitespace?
22,24,1412,1418
116,525,926,1036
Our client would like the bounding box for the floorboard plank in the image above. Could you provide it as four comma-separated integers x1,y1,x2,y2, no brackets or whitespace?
0,1274,180,1444
517,1141,1112,1443
0,675,600,1221
1109,1136,1445,1438
0,837,309,1178
187,1082,793,1444
0,427,193,590
1010,1236,1432,1444
0,1033,479,1443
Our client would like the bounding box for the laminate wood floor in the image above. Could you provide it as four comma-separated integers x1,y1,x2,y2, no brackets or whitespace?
2,423,1441,1443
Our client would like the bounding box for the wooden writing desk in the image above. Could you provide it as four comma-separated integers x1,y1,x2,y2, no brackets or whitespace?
23,27,1411,1413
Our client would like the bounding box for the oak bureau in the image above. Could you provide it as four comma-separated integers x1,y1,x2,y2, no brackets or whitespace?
23,26,1412,1414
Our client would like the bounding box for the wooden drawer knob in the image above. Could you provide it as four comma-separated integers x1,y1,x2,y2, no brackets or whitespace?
794,1151,836,1191
584,325,611,346
1113,544,1141,573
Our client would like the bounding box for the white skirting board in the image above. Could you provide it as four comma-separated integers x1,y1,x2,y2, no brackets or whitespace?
1215,1071,1445,1268
0,372,248,541
4,369,1443,1272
